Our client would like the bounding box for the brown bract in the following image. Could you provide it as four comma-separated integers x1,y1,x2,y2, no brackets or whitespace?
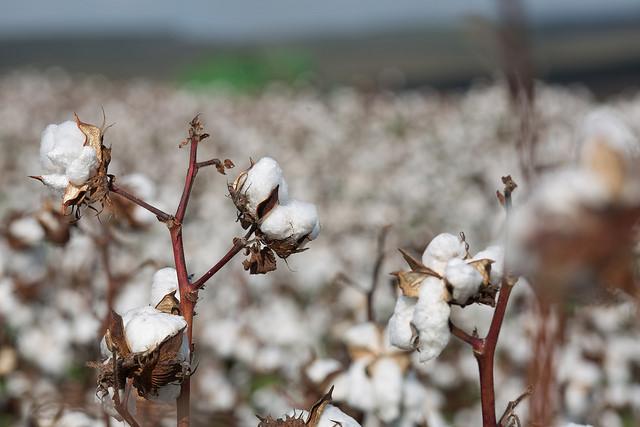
93,310,189,400
257,387,335,427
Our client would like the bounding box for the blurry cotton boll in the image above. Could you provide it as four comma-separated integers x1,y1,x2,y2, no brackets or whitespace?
150,267,180,307
317,405,361,427
7,216,45,246
388,295,418,350
260,200,320,242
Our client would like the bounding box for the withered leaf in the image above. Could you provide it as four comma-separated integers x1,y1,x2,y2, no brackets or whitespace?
306,386,333,427
468,258,493,286
105,310,131,357
256,185,280,220
62,183,88,209
243,245,277,275
256,386,335,427
155,291,181,315
75,114,104,164
398,248,441,276
392,270,430,298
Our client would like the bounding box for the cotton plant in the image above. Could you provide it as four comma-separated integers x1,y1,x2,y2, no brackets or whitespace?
30,115,321,427
385,176,523,426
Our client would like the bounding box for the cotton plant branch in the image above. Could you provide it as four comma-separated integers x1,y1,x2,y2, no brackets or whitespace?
105,116,248,427
367,225,391,322
449,176,524,427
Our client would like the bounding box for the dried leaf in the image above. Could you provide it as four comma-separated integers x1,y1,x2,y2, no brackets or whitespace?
306,386,333,427
105,310,131,357
398,248,441,276
154,291,181,315
392,270,430,298
468,258,493,286
75,114,104,164
243,245,277,275
62,183,88,209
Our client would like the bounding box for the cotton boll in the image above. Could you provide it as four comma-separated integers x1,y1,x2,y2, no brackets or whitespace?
444,258,482,304
581,109,638,160
342,322,381,354
260,200,320,241
40,121,84,173
66,146,98,185
412,277,451,362
240,157,289,215
371,358,403,422
150,267,180,307
306,358,342,384
345,360,376,411
8,216,44,245
421,233,466,275
122,306,187,353
317,405,361,427
388,296,417,350
472,245,504,285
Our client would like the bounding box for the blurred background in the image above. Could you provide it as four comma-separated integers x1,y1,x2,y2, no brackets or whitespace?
1,1,640,427
1,0,640,94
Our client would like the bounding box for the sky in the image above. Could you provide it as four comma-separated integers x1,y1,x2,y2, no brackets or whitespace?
1,0,639,41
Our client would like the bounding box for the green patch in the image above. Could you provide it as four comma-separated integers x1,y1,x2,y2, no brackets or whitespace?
250,372,282,393
180,50,314,92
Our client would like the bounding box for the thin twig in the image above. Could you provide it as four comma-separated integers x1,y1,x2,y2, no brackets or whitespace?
109,183,173,223
498,386,533,426
191,226,256,290
366,225,391,322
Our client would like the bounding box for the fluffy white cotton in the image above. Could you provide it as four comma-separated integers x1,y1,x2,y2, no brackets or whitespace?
66,146,98,185
40,121,85,172
444,258,482,304
150,267,180,307
412,277,451,362
342,322,381,353
472,245,504,285
306,358,342,383
240,157,289,215
260,199,320,241
98,385,137,422
346,359,376,411
122,306,187,353
581,109,638,159
317,404,361,427
120,173,156,201
421,233,466,275
389,295,417,350
9,217,44,245
39,120,99,189
372,358,403,422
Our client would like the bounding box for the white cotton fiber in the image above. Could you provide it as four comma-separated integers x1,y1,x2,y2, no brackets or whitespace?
259,200,320,241
388,295,417,350
444,258,483,304
421,233,466,275
412,277,451,362
241,157,289,215
40,121,85,173
372,358,403,422
9,217,44,245
150,267,180,307
317,404,362,427
66,146,98,185
122,306,186,353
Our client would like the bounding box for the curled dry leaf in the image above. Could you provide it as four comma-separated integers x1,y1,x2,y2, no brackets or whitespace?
243,244,277,275
154,292,181,315
468,258,494,286
393,248,442,297
257,387,334,427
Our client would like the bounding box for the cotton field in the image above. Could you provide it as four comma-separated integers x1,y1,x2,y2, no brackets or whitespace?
0,70,639,427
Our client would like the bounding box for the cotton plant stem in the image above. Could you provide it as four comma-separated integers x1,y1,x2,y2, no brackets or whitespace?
450,176,518,427
109,183,173,223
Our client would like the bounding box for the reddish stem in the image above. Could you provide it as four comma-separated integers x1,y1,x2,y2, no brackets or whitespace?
109,183,173,223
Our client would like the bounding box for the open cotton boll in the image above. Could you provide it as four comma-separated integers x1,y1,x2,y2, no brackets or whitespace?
66,146,98,185
473,245,504,285
421,233,466,275
39,174,70,192
412,277,451,362
444,258,483,304
259,200,320,242
122,306,187,353
242,157,289,214
9,217,44,245
372,358,403,422
346,359,376,411
306,358,342,384
342,322,381,354
150,267,180,307
317,405,361,427
389,295,417,350
40,121,85,173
